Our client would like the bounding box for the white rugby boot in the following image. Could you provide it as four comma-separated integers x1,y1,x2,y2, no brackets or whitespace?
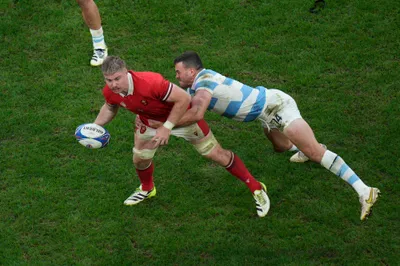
90,47,108,66
359,187,380,220
124,185,156,206
253,182,270,217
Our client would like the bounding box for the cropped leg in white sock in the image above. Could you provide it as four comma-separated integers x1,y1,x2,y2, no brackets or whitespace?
321,150,369,196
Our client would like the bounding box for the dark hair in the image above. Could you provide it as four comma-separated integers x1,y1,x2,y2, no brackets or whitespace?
101,56,127,75
174,51,203,70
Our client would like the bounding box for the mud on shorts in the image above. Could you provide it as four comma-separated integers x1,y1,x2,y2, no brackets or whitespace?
257,88,302,131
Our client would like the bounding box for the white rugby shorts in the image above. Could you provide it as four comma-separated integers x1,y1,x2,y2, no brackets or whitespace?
134,120,218,156
258,89,302,131
135,121,209,141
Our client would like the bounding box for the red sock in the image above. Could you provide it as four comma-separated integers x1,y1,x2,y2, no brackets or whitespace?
136,162,154,191
225,153,262,193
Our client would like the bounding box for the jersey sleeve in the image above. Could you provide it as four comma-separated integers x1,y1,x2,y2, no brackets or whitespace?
150,73,173,102
193,78,216,96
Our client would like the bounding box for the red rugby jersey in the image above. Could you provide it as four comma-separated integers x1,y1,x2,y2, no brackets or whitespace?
103,71,174,126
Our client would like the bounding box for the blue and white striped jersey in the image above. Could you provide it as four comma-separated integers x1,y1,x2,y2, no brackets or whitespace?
188,69,267,122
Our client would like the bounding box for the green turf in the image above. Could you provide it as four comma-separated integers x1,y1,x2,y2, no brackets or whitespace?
1,0,399,265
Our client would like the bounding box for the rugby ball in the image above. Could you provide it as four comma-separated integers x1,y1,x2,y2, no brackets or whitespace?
75,123,110,149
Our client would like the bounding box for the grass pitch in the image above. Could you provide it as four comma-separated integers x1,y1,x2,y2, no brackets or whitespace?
1,0,399,265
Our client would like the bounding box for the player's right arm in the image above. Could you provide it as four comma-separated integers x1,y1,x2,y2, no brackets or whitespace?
176,89,212,127
94,102,119,126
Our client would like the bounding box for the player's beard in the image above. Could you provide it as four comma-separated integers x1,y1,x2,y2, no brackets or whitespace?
179,80,190,89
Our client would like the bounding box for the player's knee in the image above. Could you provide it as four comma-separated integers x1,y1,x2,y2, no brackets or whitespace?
202,144,222,158
132,148,156,167
193,132,218,156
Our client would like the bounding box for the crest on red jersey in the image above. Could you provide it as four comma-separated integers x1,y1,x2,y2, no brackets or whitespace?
141,100,148,105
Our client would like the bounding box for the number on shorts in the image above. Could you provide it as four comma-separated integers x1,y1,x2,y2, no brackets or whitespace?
272,114,282,126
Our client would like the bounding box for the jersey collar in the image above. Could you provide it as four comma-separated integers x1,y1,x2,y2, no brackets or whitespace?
120,72,134,96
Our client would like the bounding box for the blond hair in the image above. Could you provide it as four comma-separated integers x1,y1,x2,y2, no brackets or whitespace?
101,56,127,75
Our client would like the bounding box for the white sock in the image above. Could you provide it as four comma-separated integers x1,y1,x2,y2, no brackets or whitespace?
90,27,106,49
288,145,299,152
321,150,369,196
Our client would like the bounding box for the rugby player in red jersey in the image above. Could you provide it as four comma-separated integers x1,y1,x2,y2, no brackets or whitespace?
93,56,270,217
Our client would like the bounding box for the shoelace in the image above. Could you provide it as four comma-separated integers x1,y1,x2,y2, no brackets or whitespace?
254,191,266,205
92,49,106,60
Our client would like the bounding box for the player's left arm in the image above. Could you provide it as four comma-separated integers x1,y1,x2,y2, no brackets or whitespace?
148,89,212,128
152,83,190,146
163,84,191,126
94,102,119,126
